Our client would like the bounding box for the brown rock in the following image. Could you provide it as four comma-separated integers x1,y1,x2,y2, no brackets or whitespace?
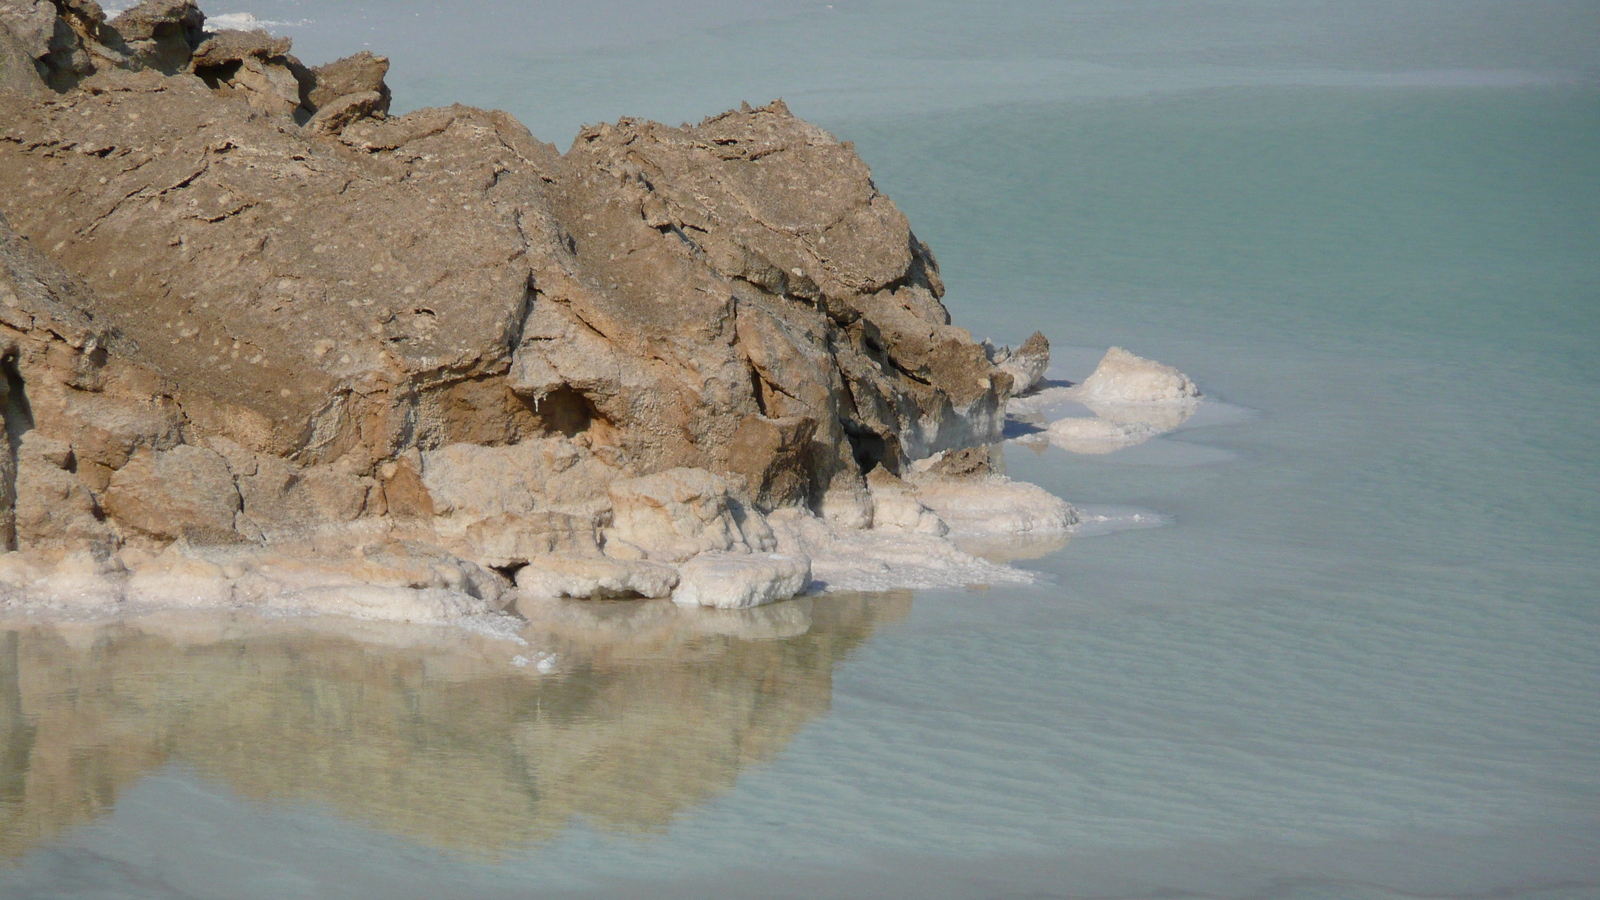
994,331,1050,396
727,414,817,508
0,0,1034,574
234,454,371,536
11,432,116,553
306,50,389,113
9,0,103,92
377,453,433,519
188,29,291,68
104,445,240,543
303,89,385,137
106,0,205,74
461,512,598,568
928,445,993,479
0,1,49,97
606,468,745,563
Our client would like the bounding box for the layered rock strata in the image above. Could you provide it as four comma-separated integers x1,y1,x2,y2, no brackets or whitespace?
0,0,1101,619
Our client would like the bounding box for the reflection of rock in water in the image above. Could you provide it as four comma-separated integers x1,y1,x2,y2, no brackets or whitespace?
0,593,908,860
951,531,1075,565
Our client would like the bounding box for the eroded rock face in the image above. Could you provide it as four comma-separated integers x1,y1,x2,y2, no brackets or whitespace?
0,0,1072,614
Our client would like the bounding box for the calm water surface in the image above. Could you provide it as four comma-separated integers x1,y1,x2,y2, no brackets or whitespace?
2,2,1597,897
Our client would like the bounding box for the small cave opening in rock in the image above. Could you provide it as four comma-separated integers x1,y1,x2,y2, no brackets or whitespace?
490,563,526,591
193,60,244,91
1,355,33,551
1,355,33,444
536,386,611,441
845,425,896,476
747,363,769,416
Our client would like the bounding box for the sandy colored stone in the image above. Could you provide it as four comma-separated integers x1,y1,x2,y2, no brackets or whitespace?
306,49,389,113
107,0,205,74
103,445,240,543
0,0,49,97
515,555,679,600
12,431,115,553
927,444,994,479
461,511,598,568
377,452,433,519
865,467,948,536
303,89,384,137
994,331,1050,396
232,454,373,537
606,468,746,563
188,28,291,68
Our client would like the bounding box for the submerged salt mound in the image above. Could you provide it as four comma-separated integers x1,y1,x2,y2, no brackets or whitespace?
1006,346,1204,455
767,509,1037,592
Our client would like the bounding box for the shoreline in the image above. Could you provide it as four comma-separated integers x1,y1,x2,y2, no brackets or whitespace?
1,1,1208,633
0,345,1214,635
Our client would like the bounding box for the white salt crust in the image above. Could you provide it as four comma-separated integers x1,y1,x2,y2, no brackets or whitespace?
0,487,1071,627
0,346,1205,631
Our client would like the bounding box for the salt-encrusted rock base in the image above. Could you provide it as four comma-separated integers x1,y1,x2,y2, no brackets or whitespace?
765,502,1045,593
0,456,1084,622
516,556,680,600
672,553,812,609
904,467,1078,536
0,336,1214,626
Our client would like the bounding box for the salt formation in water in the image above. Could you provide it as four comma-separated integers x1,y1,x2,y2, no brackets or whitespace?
1006,347,1205,454
0,0,1191,622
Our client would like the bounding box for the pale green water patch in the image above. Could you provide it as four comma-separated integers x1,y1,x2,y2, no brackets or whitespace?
832,86,1600,369
4,24,1599,900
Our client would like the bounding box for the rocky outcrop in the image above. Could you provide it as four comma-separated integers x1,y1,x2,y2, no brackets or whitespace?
0,0,1082,617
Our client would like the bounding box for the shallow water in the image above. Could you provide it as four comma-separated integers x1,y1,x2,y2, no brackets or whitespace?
4,1,1599,897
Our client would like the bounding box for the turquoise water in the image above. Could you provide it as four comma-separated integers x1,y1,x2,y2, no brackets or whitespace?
3,2,1598,897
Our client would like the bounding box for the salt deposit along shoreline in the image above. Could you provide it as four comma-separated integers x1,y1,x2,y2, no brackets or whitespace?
0,0,1211,632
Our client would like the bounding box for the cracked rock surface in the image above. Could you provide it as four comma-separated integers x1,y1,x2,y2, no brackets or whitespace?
0,0,1063,616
